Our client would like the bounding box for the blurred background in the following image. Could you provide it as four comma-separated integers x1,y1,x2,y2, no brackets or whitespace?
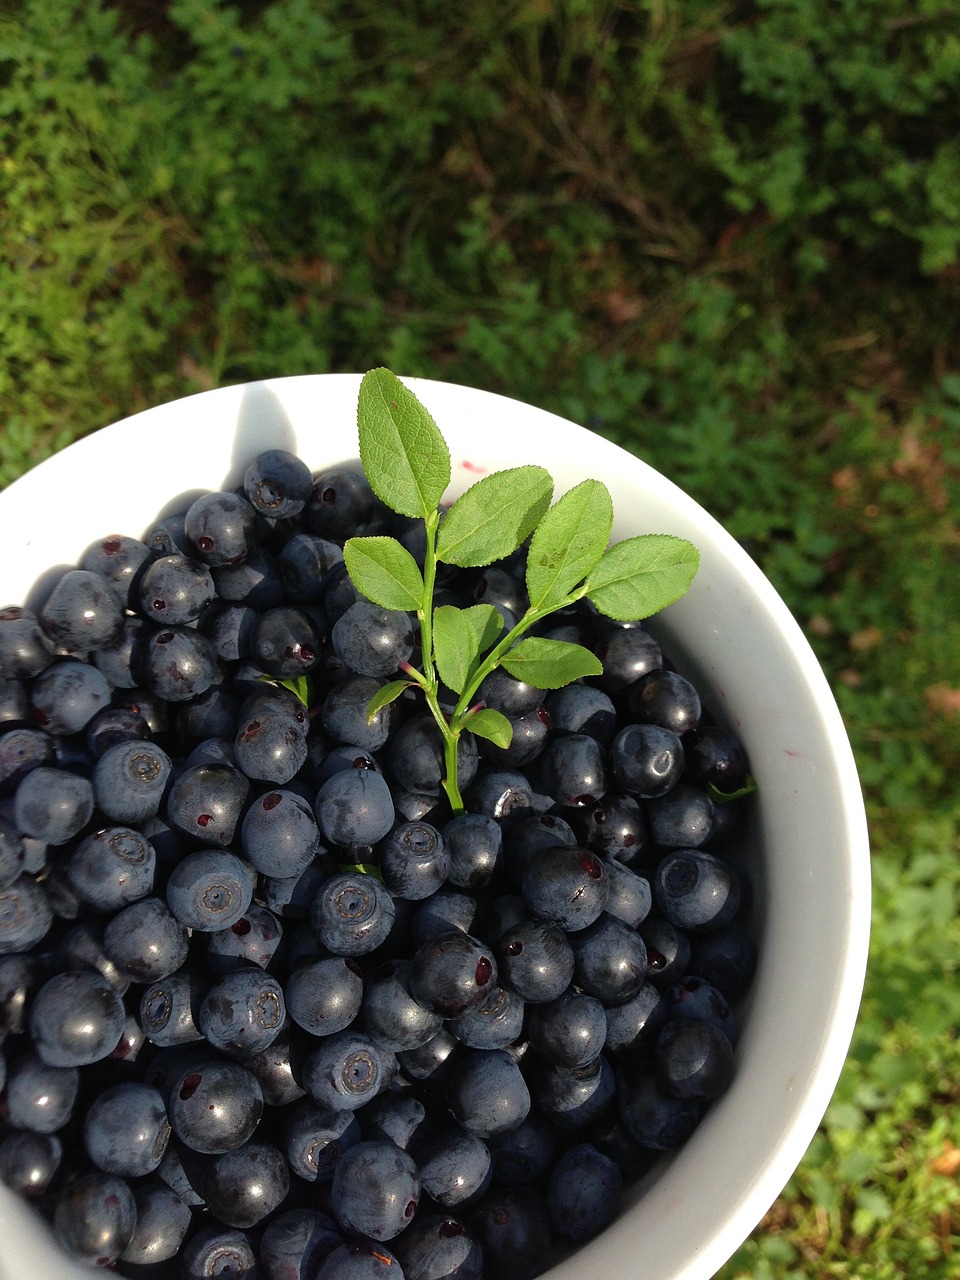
3,1,960,1273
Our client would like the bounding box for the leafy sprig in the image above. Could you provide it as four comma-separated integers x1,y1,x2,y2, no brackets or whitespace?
343,368,700,814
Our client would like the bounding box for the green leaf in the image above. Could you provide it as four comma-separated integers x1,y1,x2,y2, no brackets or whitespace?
365,679,415,722
525,479,613,612
584,534,700,620
436,466,553,567
344,535,425,611
499,636,603,688
258,673,311,707
707,774,758,804
433,604,503,694
464,707,513,748
358,368,451,519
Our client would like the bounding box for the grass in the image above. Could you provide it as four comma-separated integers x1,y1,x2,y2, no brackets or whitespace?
3,0,960,1273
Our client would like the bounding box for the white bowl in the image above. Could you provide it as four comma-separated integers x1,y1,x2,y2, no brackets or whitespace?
0,374,870,1279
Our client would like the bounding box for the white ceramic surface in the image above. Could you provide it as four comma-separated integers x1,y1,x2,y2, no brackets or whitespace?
0,374,871,1280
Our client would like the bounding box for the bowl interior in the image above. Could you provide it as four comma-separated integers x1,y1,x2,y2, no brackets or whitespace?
0,374,871,1280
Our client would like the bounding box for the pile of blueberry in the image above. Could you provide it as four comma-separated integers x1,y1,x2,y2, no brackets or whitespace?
0,447,756,1280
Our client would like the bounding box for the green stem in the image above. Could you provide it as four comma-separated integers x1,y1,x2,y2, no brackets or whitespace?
418,509,442,688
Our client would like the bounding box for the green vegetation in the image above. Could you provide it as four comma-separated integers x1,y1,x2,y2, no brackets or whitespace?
3,0,960,1271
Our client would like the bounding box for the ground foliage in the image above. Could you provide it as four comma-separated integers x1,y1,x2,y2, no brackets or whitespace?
3,0,960,1272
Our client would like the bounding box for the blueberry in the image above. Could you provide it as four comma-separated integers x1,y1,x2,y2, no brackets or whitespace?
119,1179,193,1266
259,1206,344,1280
82,1080,171,1176
202,1139,291,1228
410,891,477,946
279,531,345,603
599,857,652,927
0,726,54,794
495,918,574,1005
311,871,397,956
316,1243,403,1280
184,489,260,566
652,848,741,931
80,533,152,610
520,845,608,933
590,623,662,693
395,1025,460,1086
243,1021,309,1108
544,682,617,744
198,968,286,1058
440,812,503,889
332,600,414,678
389,713,478,798
409,930,497,1018
533,1054,617,1131
139,968,207,1047
180,1224,259,1280
331,1137,420,1241
204,904,285,975
360,958,443,1052
13,765,94,845
360,1090,428,1150
321,673,397,752
447,984,526,1051
577,792,650,865
92,739,173,823
628,668,702,734
527,989,607,1067
141,624,219,702
546,1142,623,1241
314,764,397,849
617,1068,705,1150
646,782,716,848
282,1100,362,1183
534,732,607,808
471,1188,552,1280
303,1030,394,1112
0,1130,62,1197
103,895,190,982
609,722,685,799
65,825,157,914
569,912,648,1005
447,1048,531,1137
39,568,124,652
3,1051,78,1133
0,874,53,954
167,760,250,847
475,667,544,716
166,848,255,932
245,448,313,519
485,1113,556,1187
377,821,450,900
307,467,379,541
394,1214,484,1280
637,916,692,988
139,552,216,624
30,658,111,735
85,705,152,758
0,952,46,1034
684,723,751,793
286,956,364,1037
214,545,288,609
0,606,55,678
170,1058,264,1153
233,707,310,784
687,922,757,995
52,1170,137,1266
29,969,125,1067
252,605,325,678
655,1016,736,1100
